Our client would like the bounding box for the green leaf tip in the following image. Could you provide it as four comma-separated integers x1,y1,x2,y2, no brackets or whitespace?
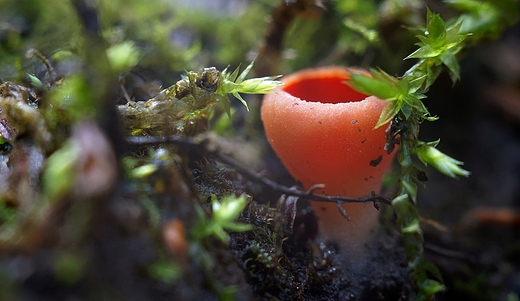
348,69,419,128
106,41,140,73
405,8,469,84
218,60,283,111
415,143,470,178
193,194,253,244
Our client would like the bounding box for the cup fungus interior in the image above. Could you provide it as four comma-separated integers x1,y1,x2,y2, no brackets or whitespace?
282,72,368,104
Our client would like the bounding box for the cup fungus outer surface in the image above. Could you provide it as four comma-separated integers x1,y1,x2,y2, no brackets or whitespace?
261,66,395,253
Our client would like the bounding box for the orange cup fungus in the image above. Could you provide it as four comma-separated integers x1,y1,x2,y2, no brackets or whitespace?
261,66,396,254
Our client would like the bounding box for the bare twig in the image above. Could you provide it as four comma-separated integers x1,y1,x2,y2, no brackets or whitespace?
337,202,351,221
125,134,392,208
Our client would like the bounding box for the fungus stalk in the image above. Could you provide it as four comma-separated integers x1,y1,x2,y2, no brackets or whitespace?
261,67,395,255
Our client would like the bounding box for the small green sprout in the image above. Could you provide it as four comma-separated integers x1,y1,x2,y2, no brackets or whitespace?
129,164,157,179
26,73,44,90
49,75,95,122
42,140,80,200
217,60,283,111
106,41,140,73
348,9,469,128
415,141,470,178
405,9,469,83
147,260,182,284
193,194,252,243
348,68,429,128
406,9,467,59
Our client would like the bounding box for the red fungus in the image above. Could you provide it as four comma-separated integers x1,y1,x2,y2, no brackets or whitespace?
163,219,188,257
261,66,396,254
